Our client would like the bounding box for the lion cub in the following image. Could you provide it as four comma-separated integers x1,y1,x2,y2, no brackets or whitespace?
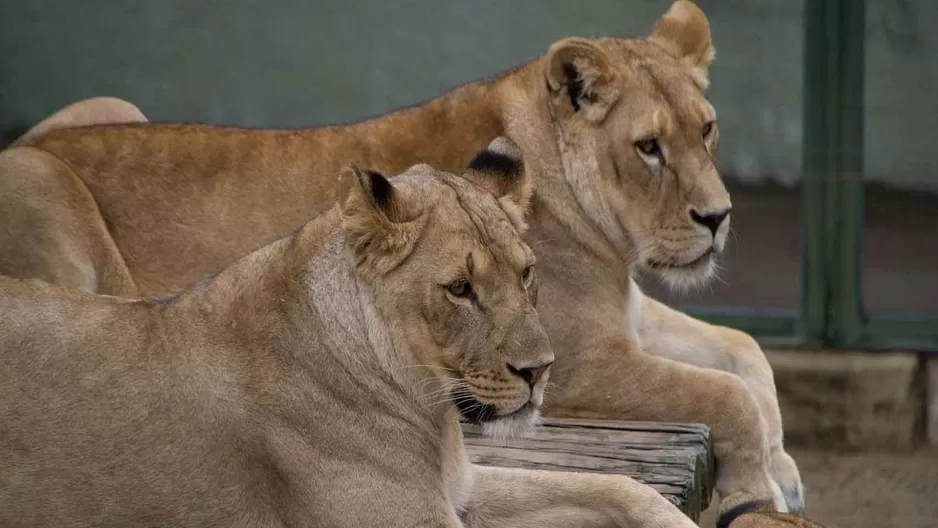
0,137,697,528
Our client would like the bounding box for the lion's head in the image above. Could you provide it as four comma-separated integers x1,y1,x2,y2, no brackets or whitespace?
338,136,552,438
542,0,730,290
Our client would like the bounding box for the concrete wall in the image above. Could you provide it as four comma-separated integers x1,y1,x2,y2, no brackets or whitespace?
1,1,935,191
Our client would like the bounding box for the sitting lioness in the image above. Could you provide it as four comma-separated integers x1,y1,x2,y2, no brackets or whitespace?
0,0,803,516
0,139,699,528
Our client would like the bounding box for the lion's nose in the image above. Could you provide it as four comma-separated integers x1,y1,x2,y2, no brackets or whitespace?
507,361,553,388
690,206,731,237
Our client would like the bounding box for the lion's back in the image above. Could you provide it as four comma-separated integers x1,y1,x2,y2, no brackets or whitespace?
20,123,347,296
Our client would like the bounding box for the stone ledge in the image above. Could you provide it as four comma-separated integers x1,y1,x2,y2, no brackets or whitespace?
766,349,924,451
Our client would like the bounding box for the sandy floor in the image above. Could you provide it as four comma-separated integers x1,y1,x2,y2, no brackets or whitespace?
698,446,938,528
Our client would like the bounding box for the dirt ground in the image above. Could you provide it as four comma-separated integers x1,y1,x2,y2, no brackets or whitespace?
698,446,938,528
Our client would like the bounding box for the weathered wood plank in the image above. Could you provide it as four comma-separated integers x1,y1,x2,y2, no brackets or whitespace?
462,418,714,522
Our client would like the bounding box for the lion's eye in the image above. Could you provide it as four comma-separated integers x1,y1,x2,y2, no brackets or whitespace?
446,279,475,301
522,265,534,286
634,138,661,158
702,121,714,139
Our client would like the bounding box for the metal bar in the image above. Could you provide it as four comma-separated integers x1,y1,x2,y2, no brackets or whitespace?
800,0,837,346
828,0,867,346
682,308,803,348
856,317,938,352
830,1,938,351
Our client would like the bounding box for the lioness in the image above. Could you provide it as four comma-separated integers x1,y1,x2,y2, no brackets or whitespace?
0,0,803,516
0,139,700,528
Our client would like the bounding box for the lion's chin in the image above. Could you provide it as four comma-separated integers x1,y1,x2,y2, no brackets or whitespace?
644,249,718,293
453,386,541,441
479,404,541,443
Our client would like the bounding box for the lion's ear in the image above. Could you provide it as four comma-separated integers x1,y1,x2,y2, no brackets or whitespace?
463,137,533,233
338,165,423,276
544,37,620,123
649,1,715,74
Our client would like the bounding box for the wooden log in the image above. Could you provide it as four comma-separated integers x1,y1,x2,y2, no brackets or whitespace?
462,418,714,522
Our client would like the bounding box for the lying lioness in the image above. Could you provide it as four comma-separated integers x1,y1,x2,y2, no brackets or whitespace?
0,139,698,528
0,0,802,515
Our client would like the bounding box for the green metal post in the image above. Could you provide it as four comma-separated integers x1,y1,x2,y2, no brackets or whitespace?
801,0,839,347
826,0,938,352
805,0,866,346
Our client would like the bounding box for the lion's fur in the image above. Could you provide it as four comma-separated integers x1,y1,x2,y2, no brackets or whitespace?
0,0,803,515
719,501,829,528
730,512,829,528
0,141,701,528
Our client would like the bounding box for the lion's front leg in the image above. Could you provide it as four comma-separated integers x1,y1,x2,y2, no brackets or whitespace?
461,465,697,528
545,334,785,524
635,286,804,514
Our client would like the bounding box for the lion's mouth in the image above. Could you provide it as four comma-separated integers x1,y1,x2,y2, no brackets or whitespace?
452,386,534,424
646,247,714,271
454,391,497,423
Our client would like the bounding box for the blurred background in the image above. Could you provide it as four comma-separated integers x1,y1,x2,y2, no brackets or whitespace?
1,1,936,526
